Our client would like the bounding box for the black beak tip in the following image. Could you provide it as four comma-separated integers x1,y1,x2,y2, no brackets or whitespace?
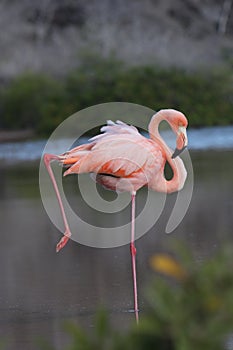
172,146,187,159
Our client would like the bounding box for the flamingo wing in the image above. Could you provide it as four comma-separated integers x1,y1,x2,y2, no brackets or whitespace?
60,120,141,166
62,120,163,183
63,134,160,179
88,120,151,177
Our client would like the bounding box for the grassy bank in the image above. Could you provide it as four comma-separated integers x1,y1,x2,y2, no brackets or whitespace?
1,56,233,136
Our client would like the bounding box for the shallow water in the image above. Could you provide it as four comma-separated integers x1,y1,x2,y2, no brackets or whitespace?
0,143,233,348
0,125,233,164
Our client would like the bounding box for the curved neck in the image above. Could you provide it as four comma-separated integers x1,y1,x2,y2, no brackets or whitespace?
148,110,164,142
148,111,187,193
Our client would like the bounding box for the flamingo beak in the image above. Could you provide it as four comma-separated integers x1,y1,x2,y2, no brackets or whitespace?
172,146,187,158
172,126,188,159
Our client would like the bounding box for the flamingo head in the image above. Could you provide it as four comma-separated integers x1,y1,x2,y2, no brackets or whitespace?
169,110,188,158
149,109,188,158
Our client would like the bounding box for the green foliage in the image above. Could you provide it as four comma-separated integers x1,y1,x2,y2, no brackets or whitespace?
63,310,122,350
145,247,233,350
1,55,233,135
65,54,123,112
114,66,233,127
1,73,68,134
40,246,233,350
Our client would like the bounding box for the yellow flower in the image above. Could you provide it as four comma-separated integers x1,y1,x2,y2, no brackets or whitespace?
205,295,222,312
150,254,187,280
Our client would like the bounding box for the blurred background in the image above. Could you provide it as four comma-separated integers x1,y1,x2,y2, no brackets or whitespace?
0,0,233,349
0,0,233,134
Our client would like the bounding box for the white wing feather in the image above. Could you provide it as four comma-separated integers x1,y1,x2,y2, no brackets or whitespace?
90,120,140,142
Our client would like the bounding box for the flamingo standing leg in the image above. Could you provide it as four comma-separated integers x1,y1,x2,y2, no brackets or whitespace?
130,191,139,323
44,153,71,252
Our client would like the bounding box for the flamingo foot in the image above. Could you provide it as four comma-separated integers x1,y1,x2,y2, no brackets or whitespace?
56,230,71,253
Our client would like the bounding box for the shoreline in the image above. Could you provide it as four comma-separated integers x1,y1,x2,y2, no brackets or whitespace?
0,129,35,143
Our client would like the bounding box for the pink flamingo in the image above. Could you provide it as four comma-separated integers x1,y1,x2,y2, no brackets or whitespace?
44,108,188,323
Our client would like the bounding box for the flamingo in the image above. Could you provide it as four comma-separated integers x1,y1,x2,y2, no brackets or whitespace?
43,108,188,323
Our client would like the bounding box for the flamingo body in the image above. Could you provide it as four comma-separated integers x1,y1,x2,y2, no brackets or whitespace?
61,132,164,193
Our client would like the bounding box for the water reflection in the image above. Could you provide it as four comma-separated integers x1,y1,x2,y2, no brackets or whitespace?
0,149,233,349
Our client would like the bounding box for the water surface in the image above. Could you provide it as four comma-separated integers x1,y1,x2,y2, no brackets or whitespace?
0,125,233,164
0,127,233,349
